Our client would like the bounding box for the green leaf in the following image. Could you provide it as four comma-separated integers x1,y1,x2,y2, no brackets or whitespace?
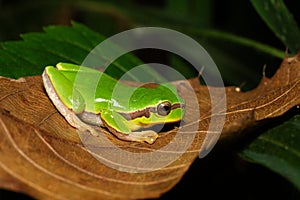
250,0,300,54
0,22,161,81
0,22,100,78
241,115,300,190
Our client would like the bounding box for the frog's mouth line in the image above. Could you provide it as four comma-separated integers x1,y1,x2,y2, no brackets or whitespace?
119,103,185,120
77,103,185,126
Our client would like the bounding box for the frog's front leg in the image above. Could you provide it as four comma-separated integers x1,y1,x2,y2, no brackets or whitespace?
100,110,158,144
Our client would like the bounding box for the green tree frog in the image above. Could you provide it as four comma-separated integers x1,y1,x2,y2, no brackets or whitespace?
42,63,185,144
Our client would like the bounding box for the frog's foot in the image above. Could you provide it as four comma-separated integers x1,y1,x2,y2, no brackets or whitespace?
131,130,159,144
81,126,158,144
115,130,159,144
100,110,159,144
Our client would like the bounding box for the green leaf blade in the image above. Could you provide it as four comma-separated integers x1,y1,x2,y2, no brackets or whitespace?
0,22,164,82
250,0,300,54
241,115,300,190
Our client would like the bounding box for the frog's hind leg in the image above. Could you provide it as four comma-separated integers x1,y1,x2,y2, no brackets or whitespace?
100,111,158,144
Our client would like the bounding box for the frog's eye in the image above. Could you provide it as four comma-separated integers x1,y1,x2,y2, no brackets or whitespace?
157,101,171,116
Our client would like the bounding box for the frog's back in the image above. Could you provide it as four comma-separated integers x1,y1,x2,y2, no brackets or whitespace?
58,65,132,113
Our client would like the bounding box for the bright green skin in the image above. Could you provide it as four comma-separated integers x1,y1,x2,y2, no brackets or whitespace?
42,63,185,144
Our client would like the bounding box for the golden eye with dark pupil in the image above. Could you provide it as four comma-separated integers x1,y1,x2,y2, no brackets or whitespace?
157,101,171,116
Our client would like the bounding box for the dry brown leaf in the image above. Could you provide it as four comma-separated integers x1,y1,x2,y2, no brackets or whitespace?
0,53,299,199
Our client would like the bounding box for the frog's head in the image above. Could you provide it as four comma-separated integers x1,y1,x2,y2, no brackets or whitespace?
125,83,185,127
